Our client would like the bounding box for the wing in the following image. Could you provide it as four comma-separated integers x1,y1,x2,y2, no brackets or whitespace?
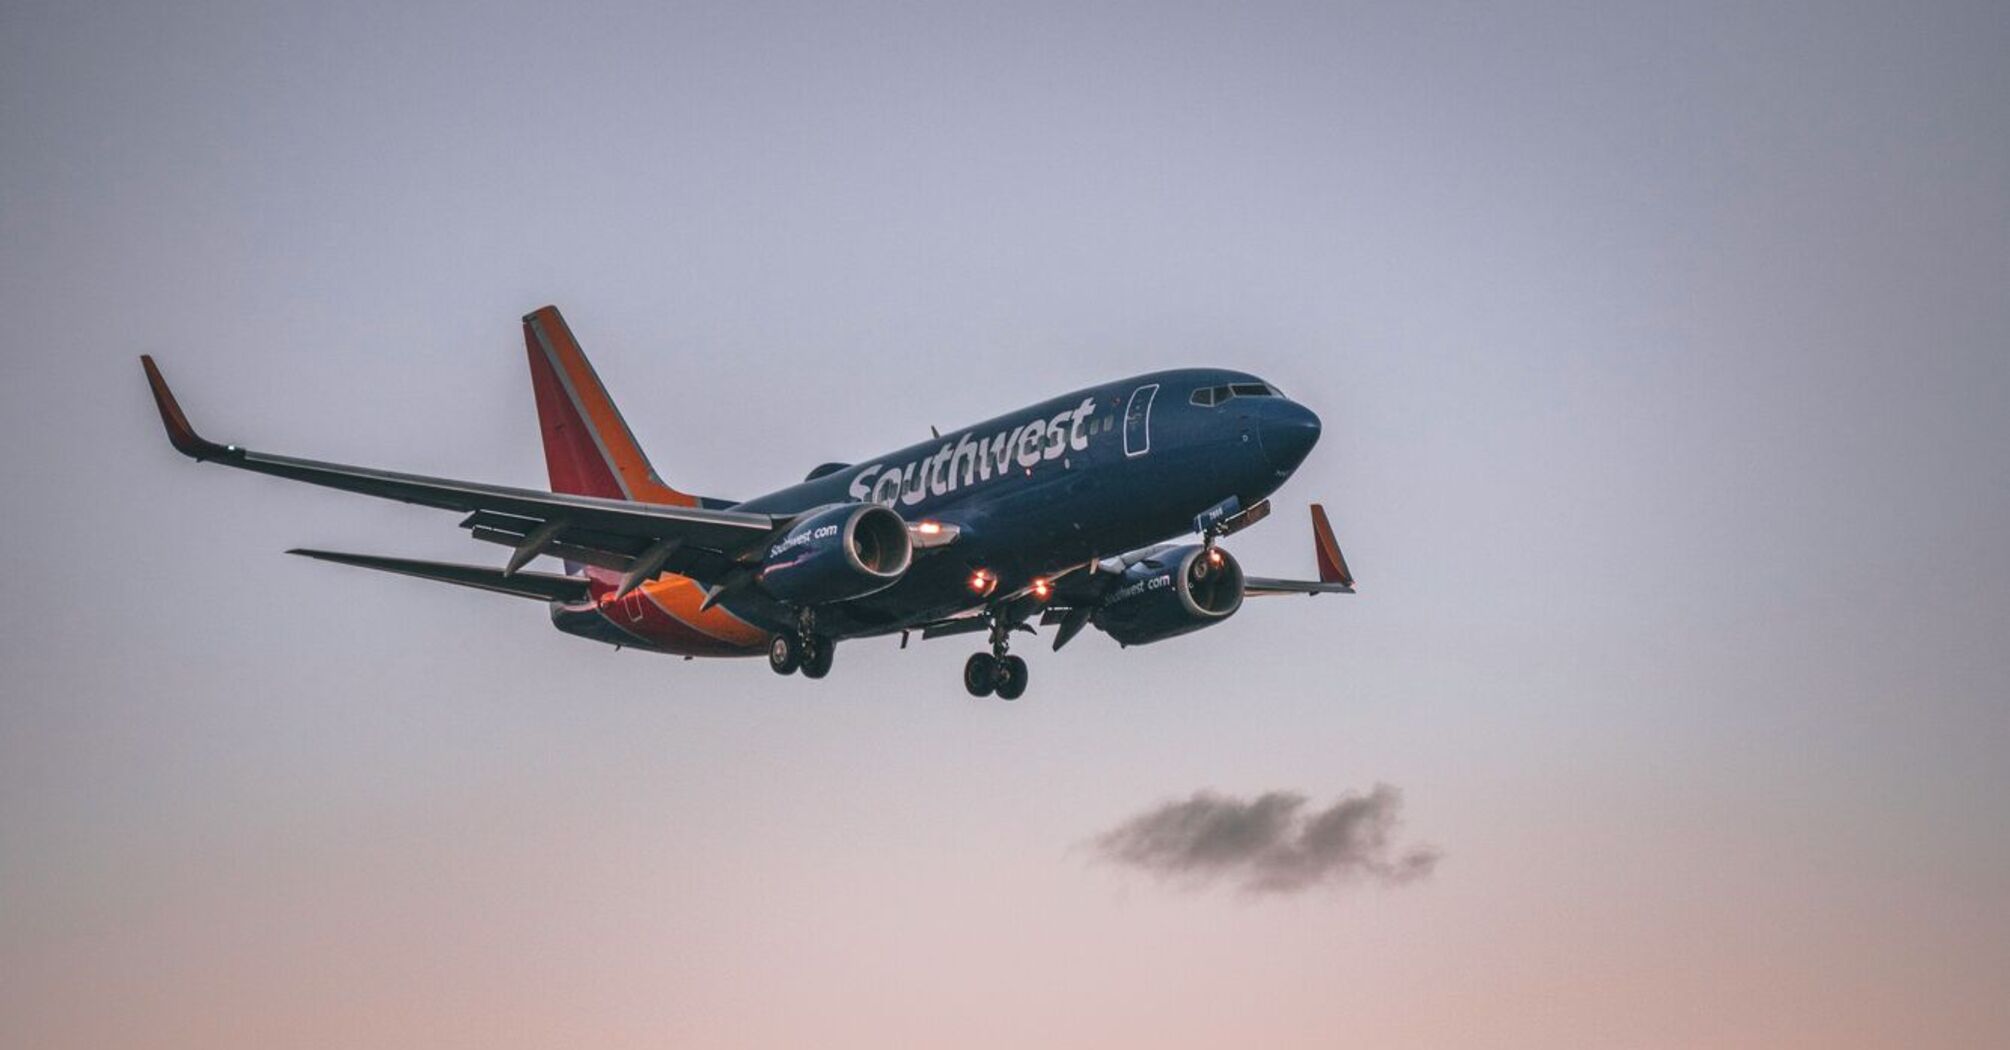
1244,503,1356,596
142,356,784,589
1243,576,1355,595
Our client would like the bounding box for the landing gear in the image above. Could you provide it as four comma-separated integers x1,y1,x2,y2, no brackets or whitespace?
770,630,835,679
800,635,835,679
771,607,836,681
963,651,1030,699
964,653,997,697
994,654,1028,700
768,632,801,675
963,615,1031,699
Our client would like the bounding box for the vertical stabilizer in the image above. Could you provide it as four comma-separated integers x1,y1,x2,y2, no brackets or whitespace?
521,306,697,506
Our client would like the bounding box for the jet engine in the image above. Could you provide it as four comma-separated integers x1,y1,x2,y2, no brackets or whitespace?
757,503,913,605
1093,544,1245,646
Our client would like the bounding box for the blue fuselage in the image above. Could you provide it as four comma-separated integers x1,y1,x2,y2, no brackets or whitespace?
703,367,1320,639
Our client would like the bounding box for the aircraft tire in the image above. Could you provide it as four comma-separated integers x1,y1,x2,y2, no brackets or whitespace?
768,633,801,675
801,636,834,679
995,655,1028,700
963,653,997,697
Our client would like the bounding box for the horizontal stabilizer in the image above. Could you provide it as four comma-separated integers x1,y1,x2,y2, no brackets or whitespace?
288,549,590,602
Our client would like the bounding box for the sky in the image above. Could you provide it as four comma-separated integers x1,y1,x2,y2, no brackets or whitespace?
3,1,2007,1046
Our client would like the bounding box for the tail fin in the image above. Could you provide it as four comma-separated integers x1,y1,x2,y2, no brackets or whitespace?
522,306,697,506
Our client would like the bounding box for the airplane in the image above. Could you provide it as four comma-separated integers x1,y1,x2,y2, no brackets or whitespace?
141,306,1354,699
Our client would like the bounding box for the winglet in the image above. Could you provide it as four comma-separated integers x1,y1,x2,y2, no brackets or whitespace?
1310,503,1353,587
140,356,231,461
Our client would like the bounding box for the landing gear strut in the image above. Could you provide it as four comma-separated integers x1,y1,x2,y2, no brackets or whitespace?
963,614,1029,700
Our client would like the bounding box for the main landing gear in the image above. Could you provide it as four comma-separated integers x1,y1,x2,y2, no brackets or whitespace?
963,616,1029,700
963,652,1028,700
768,629,834,680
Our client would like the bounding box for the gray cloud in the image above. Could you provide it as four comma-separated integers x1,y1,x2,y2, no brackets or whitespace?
1093,785,1440,894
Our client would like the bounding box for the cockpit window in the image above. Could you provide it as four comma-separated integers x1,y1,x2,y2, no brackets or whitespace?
1192,382,1280,407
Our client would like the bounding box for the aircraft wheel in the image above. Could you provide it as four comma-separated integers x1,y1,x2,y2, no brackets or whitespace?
963,653,997,697
800,635,835,679
768,632,801,675
994,655,1029,701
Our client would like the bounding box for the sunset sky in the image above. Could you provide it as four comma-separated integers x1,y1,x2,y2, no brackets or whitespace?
4,2,2007,1047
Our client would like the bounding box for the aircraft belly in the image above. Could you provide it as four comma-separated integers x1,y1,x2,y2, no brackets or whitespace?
557,574,773,657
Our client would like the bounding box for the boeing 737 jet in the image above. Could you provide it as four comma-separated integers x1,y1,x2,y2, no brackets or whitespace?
142,306,1353,698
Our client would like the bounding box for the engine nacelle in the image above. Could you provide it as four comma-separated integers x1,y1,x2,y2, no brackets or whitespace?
757,503,913,605
1093,544,1245,646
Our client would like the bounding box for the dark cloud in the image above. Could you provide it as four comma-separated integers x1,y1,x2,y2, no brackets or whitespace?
1093,784,1440,894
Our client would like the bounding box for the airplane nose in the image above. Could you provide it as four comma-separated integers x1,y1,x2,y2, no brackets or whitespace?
1259,400,1321,475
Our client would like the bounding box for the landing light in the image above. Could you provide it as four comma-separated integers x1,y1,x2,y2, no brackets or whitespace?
967,569,997,596
917,520,942,535
1031,577,1052,601
1207,548,1224,566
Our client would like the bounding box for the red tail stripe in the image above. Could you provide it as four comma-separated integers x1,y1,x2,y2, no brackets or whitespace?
522,306,696,507
524,327,628,499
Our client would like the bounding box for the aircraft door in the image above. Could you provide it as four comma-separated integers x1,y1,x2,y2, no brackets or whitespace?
1124,383,1158,458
